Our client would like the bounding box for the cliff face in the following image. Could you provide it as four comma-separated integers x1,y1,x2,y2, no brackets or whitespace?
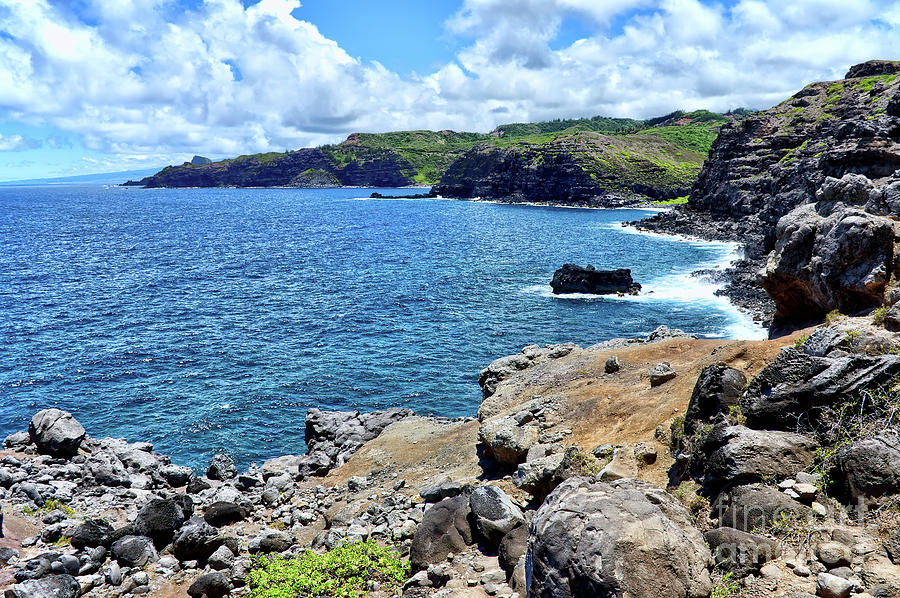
125,147,416,188
640,60,900,258
432,131,706,206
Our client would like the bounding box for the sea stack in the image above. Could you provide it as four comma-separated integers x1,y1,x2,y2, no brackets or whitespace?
550,264,641,295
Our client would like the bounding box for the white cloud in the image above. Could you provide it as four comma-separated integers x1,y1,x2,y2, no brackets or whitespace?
0,134,25,151
0,0,897,168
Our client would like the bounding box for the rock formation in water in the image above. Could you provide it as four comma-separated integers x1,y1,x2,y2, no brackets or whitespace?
550,264,641,295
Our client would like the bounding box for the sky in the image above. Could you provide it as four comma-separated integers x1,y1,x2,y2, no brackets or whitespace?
1,0,899,181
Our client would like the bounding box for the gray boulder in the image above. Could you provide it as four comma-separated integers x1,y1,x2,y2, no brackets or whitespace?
479,353,532,398
527,478,711,598
187,572,231,598
410,494,474,571
3,431,30,449
469,485,525,546
110,535,158,567
830,433,900,503
204,502,249,527
816,572,852,598
683,364,747,435
761,176,896,327
6,574,80,598
28,410,85,457
83,451,131,487
649,362,677,387
207,454,237,481
499,524,528,575
702,425,817,489
248,529,295,554
705,527,781,577
713,484,811,532
173,517,223,562
160,465,193,487
740,348,900,430
66,519,114,549
479,416,539,466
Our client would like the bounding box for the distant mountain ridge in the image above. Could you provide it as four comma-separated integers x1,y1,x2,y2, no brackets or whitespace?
123,110,742,196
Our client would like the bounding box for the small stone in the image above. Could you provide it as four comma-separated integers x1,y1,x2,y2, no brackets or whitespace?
778,479,796,490
794,564,811,577
793,482,818,501
347,476,368,492
760,563,781,579
811,502,828,517
817,541,852,568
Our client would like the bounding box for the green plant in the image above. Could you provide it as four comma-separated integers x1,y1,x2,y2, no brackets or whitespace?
23,498,75,517
671,480,710,528
709,572,740,598
825,309,843,326
792,335,808,350
873,306,888,326
247,540,410,598
726,405,746,426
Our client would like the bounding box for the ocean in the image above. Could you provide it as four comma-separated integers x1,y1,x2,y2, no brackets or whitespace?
0,185,763,469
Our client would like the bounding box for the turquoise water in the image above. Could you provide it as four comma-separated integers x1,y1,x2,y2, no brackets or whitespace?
0,185,762,469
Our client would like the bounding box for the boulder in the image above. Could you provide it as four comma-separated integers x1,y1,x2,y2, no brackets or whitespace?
204,502,249,527
304,407,414,471
512,452,565,502
172,518,223,562
761,181,896,327
649,362,677,387
419,475,469,502
702,425,817,489
110,535,158,567
499,524,528,575
83,451,131,487
134,499,186,548
830,433,900,503
740,348,900,430
478,353,532,398
478,416,539,466
683,364,747,435
527,478,711,598
66,519,114,549
704,527,781,577
604,355,620,374
187,572,231,598
160,465,193,487
410,494,475,571
469,485,525,546
28,410,85,457
550,264,641,295
713,484,811,532
206,454,237,481
5,574,80,598
3,431,30,449
816,572,852,598
247,529,295,554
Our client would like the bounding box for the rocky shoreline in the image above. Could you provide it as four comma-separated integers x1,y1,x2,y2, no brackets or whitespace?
4,322,900,598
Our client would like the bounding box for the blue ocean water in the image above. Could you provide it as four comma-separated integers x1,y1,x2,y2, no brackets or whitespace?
0,185,762,469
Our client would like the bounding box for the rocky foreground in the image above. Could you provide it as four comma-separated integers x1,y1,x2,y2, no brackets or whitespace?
3,323,900,598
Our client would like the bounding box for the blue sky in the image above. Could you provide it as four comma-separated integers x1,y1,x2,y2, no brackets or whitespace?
0,0,899,182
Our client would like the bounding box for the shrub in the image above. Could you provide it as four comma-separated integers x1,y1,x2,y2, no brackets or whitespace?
792,335,808,351
873,305,888,326
825,309,843,326
247,540,410,598
709,572,740,598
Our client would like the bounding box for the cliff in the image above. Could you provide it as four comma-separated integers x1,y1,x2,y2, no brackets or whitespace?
639,60,900,258
124,112,731,191
432,111,731,205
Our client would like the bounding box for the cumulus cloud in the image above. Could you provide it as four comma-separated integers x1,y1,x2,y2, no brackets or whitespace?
0,0,898,166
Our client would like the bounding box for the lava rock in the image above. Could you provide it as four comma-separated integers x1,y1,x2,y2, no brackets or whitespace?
830,433,900,503
66,519,114,550
527,477,711,598
134,498,188,548
172,518,223,562
204,502,248,527
649,362,677,387
110,535,158,567
410,494,475,571
683,364,747,435
713,484,811,532
550,264,641,295
28,410,85,457
469,485,525,546
248,529,295,554
206,454,237,481
6,574,81,598
705,527,782,577
187,572,231,598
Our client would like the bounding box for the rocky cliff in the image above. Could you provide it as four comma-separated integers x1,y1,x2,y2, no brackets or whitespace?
635,60,900,329
124,147,417,188
639,60,900,257
432,111,730,206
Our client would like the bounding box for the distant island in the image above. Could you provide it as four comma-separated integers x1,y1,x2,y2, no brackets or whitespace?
124,110,747,207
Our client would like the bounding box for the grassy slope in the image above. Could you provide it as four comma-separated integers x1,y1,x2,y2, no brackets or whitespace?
156,110,735,186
